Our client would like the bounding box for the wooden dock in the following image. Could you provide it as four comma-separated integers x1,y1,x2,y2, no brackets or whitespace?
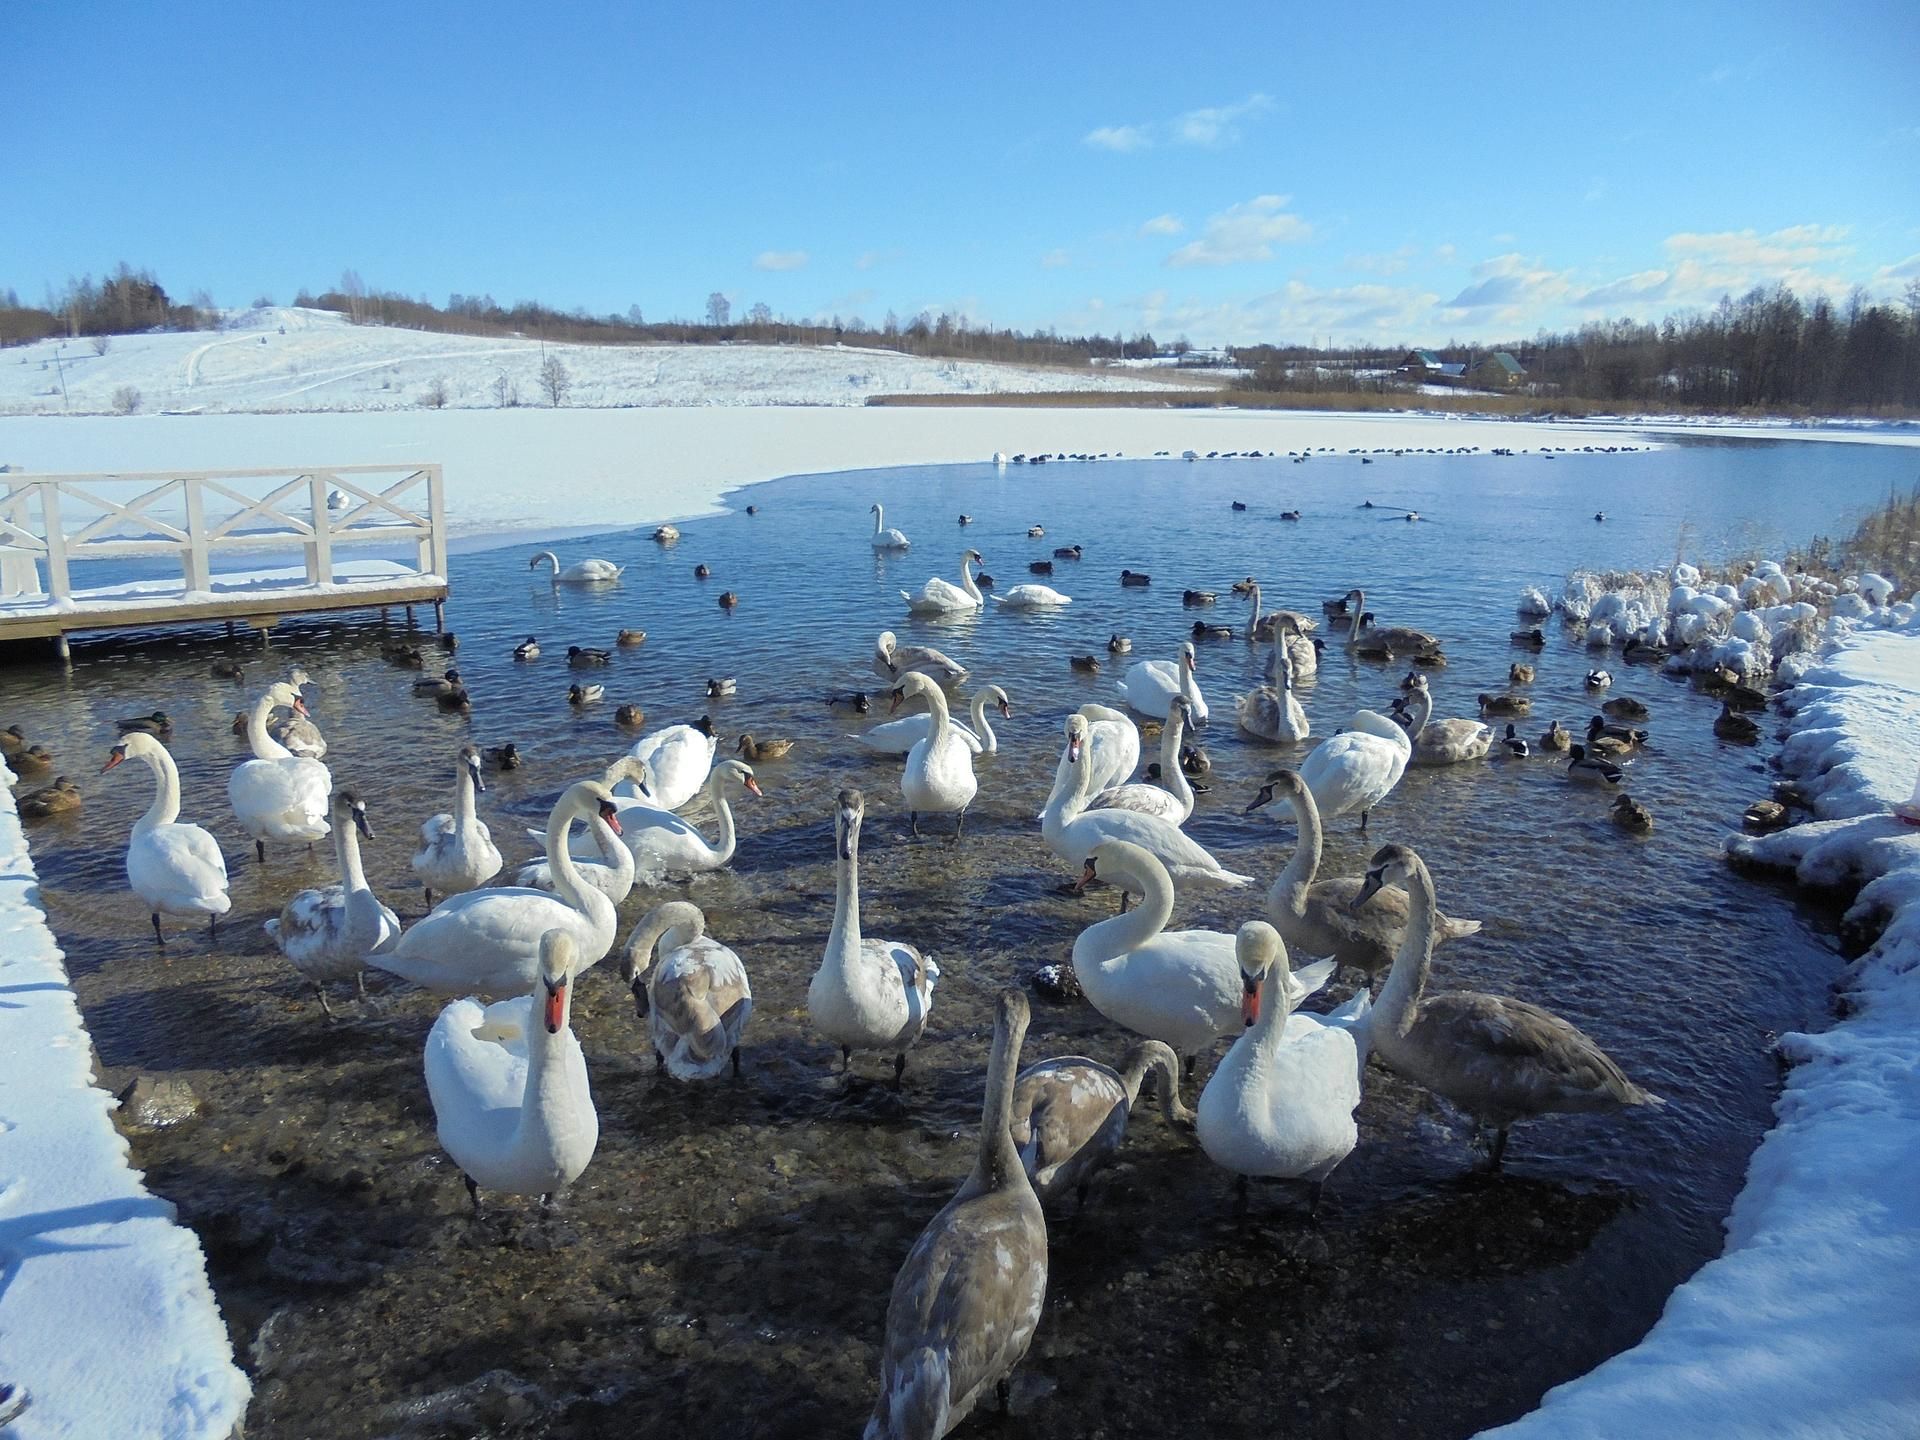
0,464,449,655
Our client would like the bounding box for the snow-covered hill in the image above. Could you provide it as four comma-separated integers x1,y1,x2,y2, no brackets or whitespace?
0,307,1195,417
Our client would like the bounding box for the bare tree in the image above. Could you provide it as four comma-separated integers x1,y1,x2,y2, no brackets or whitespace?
705,292,731,327
491,371,520,408
91,334,111,356
420,377,449,409
111,385,141,414
747,301,773,326
538,354,571,406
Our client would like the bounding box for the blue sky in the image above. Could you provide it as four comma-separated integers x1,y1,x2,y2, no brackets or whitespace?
6,2,1917,346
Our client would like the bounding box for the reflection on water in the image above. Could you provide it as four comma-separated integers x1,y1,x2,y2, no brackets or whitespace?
4,439,1890,1438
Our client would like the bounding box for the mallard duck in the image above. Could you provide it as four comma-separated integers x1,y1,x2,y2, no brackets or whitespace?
1587,714,1647,748
1029,560,1054,575
826,691,871,714
1510,628,1546,649
1602,695,1650,721
976,572,995,590
1052,544,1082,559
653,524,681,542
1230,500,1248,511
437,685,473,715
693,563,711,579
13,745,54,777
958,514,972,525
440,632,459,652
615,704,646,728
616,629,647,647
1231,576,1258,595
382,643,425,668
1397,670,1425,694
1611,795,1654,833
1119,570,1150,587
1723,681,1769,713
1715,704,1761,743
567,646,612,667
718,590,740,609
1567,743,1624,785
413,668,461,697
706,677,737,698
1586,669,1612,690
211,658,246,680
1477,693,1532,717
1191,621,1233,640
0,726,25,757
1502,724,1530,757
116,710,172,735
483,743,522,770
1540,719,1571,752
1183,589,1217,606
1280,509,1302,521
568,683,604,706
1028,524,1046,537
737,733,793,763
1743,799,1789,832
18,776,81,817
514,636,540,660
1108,634,1132,654
1594,511,1606,522
1507,663,1534,684
745,504,759,515
1070,655,1101,673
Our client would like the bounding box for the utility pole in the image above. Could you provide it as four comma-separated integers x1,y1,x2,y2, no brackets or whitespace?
52,344,69,410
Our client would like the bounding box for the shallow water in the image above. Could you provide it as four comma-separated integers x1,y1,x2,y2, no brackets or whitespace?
3,437,1904,1438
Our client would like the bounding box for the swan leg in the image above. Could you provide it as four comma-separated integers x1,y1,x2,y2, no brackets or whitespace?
1359,809,1370,834
355,971,369,1003
955,807,967,838
423,886,434,907
997,1378,1011,1415
312,982,337,1020
909,811,920,837
1182,1053,1196,1081
1307,1180,1326,1216
655,1048,667,1076
893,1052,907,1090
841,1045,852,1073
150,912,165,948
1234,1174,1251,1215
208,912,218,942
1487,1127,1510,1171
731,1047,742,1077
255,839,266,864
464,1174,481,1215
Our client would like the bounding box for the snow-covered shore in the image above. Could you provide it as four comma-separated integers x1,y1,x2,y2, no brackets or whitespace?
0,759,250,1439
1485,624,1920,1440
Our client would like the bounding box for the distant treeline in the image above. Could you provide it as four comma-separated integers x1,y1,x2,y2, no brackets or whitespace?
0,264,216,345
1233,283,1920,415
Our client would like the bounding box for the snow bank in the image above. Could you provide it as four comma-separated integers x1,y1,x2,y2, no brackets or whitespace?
1483,627,1920,1440
0,759,250,1438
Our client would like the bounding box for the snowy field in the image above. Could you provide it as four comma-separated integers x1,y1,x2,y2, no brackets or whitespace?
1491,623,1920,1440
0,758,251,1439
0,307,1200,417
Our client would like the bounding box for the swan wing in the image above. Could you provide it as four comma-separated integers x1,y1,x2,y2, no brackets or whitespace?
130,824,230,911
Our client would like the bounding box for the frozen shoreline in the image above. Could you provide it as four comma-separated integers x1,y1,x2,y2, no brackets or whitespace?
1485,624,1920,1440
0,758,251,1439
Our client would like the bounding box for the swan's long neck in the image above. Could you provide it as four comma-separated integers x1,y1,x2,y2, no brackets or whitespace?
1073,855,1174,975
1122,1045,1192,1127
1246,583,1262,642
923,685,953,749
336,813,369,894
1039,738,1081,840
960,553,981,605
1403,689,1433,742
1178,657,1200,707
968,1007,1029,1194
135,748,181,833
968,690,995,750
827,824,863,967
705,774,739,864
1345,589,1367,649
1270,785,1321,921
519,987,577,1147
1249,960,1297,1062
454,765,477,828
246,691,292,760
1375,859,1437,1038
544,795,598,917
537,550,559,575
872,505,885,535
1158,706,1193,812
589,814,633,882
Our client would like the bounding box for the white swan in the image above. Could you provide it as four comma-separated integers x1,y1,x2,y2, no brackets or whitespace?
1356,843,1663,1168
1078,702,1140,798
1245,767,1481,980
1041,714,1253,895
807,789,937,1083
991,583,1072,609
870,502,911,551
529,549,624,584
900,549,984,614
103,732,230,945
559,758,760,878
424,929,598,1209
866,990,1045,1440
1090,694,1196,823
1394,681,1491,766
374,781,622,995
1118,641,1208,725
855,684,1009,756
1011,1040,1192,1209
618,720,717,811
1196,921,1371,1206
228,682,332,862
265,789,401,1015
1070,842,1333,1070
622,901,753,1081
412,745,503,904
515,760,646,902
873,630,966,684
1296,707,1412,829
1237,638,1310,743
892,672,979,835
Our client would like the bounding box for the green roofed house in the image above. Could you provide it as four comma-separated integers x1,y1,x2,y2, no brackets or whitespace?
1469,351,1527,387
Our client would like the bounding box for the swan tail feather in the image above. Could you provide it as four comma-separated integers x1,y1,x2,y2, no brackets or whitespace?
875,1347,950,1440
1290,957,1338,999
1440,915,1483,939
263,918,279,938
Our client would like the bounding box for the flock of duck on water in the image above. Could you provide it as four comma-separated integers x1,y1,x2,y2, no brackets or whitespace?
13,488,1732,1440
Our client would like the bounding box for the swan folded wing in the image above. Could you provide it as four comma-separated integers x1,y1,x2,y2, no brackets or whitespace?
1418,993,1655,1112
426,997,532,1129
376,888,587,985
880,1202,1047,1433
657,945,751,1063
130,826,231,910
419,811,455,845
277,884,347,946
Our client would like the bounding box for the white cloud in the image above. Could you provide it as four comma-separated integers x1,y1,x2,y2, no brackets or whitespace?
1166,195,1311,268
1171,93,1273,148
1085,124,1151,152
1877,252,1920,283
1040,248,1071,270
753,250,809,272
1443,253,1573,312
1664,224,1849,271
1132,280,1442,346
1576,269,1672,308
1139,214,1185,238
1347,243,1418,276
855,248,903,271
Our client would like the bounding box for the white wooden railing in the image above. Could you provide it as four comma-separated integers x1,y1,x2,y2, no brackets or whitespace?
0,464,446,603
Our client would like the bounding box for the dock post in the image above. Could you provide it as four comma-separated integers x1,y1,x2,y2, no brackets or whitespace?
55,632,70,664
433,599,445,632
405,604,416,627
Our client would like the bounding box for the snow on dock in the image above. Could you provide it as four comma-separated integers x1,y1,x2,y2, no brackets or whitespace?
0,758,251,1438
